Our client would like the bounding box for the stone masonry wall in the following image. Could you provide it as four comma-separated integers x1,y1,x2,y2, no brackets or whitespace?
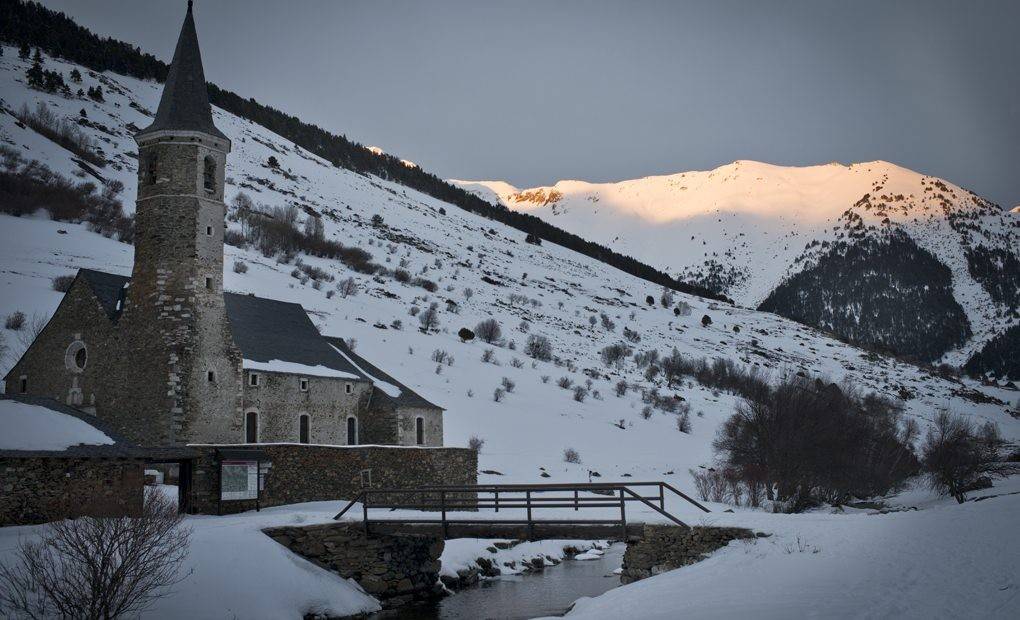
621,524,758,584
0,457,144,526
188,443,477,514
4,278,119,411
395,405,444,447
241,370,373,444
264,523,443,608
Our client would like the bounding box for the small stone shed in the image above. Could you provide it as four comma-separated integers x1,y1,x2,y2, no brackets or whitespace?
0,395,194,526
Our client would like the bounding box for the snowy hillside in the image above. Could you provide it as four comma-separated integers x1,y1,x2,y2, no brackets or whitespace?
454,161,1018,365
1,47,1018,495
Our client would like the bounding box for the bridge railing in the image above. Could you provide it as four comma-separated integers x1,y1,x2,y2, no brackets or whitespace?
333,481,709,539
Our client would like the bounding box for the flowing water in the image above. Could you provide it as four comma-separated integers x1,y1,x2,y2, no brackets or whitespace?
373,543,625,619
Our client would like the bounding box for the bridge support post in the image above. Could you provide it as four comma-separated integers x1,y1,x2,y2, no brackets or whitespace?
574,489,579,511
619,488,627,541
440,490,448,540
659,484,665,510
526,490,534,540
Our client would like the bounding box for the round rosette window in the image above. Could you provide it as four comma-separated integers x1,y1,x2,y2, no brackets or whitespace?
65,341,88,373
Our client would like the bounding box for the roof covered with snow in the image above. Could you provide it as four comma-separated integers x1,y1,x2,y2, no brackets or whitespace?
0,395,190,459
224,293,369,380
325,337,443,411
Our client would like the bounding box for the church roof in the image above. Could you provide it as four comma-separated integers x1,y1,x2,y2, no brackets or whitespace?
79,269,130,321
223,293,368,380
136,1,227,141
324,337,444,411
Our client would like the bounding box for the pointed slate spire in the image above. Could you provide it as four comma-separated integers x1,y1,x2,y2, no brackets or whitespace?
138,1,226,140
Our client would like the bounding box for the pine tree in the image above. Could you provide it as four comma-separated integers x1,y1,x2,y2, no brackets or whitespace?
33,47,43,64
25,62,44,89
18,43,30,60
70,68,82,82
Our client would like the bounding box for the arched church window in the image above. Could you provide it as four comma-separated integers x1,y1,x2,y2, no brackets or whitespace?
203,155,216,192
299,414,310,444
415,417,425,445
245,411,259,443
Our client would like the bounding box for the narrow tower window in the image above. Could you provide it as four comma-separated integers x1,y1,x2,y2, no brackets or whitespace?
146,154,158,185
415,417,425,446
203,155,216,192
299,414,310,444
347,416,358,446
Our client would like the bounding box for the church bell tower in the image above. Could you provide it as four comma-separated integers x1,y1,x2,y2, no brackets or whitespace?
121,0,241,445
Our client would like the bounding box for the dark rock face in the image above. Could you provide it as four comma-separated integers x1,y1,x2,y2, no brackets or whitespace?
621,525,757,585
265,523,443,608
759,231,970,362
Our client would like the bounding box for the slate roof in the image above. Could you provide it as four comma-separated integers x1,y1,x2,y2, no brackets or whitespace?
324,337,443,411
0,395,195,460
136,1,227,141
223,293,368,379
79,269,130,321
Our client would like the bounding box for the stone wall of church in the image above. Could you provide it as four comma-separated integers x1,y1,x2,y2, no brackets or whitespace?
395,406,444,447
241,371,374,444
4,278,119,412
187,444,478,514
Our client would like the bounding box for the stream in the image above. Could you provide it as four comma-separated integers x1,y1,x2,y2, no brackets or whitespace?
372,543,625,619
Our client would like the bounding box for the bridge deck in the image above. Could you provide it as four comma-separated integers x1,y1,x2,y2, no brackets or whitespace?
364,521,647,542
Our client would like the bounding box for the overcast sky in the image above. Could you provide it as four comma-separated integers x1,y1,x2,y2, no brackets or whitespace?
39,0,1020,207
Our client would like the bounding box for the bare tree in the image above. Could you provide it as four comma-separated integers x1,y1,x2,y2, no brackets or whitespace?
474,318,502,344
336,277,359,298
418,302,440,333
524,334,553,361
0,488,191,620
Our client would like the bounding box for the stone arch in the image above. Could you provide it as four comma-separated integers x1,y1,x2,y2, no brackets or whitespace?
244,410,259,444
203,155,216,192
346,416,358,446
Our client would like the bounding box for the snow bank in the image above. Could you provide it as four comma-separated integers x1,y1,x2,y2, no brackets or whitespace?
440,538,607,578
0,400,114,451
242,358,359,379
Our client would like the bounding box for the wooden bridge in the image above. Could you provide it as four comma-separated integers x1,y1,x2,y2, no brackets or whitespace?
334,481,710,541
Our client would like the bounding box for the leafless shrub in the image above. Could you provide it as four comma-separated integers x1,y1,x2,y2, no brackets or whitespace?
524,334,553,361
510,357,524,369
599,343,632,368
431,349,450,364
15,102,103,167
5,311,26,331
0,488,190,620
232,260,248,274
493,387,505,402
557,376,573,389
563,448,581,464
468,436,485,452
501,377,516,393
481,349,498,364
572,386,587,402
676,410,692,433
921,410,1018,503
614,380,627,397
51,274,75,292
337,277,359,298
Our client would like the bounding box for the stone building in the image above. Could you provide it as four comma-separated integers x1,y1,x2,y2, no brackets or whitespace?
3,2,445,451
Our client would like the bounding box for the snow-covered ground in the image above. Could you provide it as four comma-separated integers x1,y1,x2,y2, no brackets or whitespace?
550,477,1020,620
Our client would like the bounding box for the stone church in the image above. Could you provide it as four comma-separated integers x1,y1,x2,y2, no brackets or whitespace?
4,2,444,449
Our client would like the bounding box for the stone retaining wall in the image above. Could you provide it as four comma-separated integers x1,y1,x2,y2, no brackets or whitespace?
188,443,477,514
264,522,443,608
621,524,758,584
0,457,144,526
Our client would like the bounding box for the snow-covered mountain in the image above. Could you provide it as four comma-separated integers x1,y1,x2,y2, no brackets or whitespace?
454,162,1019,366
1,47,1018,492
